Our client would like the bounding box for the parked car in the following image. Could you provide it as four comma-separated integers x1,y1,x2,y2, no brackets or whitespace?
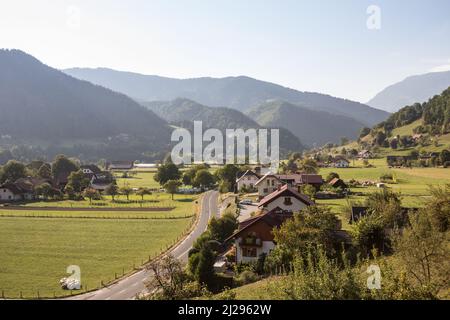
239,199,253,205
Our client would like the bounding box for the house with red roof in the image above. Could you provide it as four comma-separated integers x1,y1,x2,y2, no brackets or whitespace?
226,207,294,263
258,184,314,213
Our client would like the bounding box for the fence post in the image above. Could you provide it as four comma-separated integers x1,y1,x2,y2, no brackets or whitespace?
20,291,23,299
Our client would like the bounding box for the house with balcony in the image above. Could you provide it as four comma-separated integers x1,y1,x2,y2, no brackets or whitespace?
226,208,294,263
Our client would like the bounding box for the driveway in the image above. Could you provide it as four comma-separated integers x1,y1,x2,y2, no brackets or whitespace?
238,202,258,222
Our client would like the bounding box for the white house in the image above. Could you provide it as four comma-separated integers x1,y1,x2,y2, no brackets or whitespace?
236,170,260,192
226,208,293,263
358,150,372,159
258,184,314,213
0,183,26,202
332,158,350,168
254,173,284,199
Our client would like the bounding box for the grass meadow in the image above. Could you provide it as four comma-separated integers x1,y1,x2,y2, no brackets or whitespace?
316,158,450,229
0,171,199,298
0,216,193,298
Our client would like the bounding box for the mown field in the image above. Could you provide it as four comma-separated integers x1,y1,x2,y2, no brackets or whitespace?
0,216,193,298
0,171,199,298
316,158,450,229
21,193,196,210
114,171,160,189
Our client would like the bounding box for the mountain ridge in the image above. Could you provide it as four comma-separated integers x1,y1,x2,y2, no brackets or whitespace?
144,98,305,155
367,71,450,112
0,49,171,161
64,67,389,126
247,100,366,146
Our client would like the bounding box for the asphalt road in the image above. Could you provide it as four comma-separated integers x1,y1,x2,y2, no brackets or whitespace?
66,190,219,300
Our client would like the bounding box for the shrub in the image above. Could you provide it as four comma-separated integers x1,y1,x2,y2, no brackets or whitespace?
234,270,260,286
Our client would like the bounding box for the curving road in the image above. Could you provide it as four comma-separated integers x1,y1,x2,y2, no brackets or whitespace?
66,190,219,300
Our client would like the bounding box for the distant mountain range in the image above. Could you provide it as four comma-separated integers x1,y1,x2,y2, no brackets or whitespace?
247,101,366,146
145,98,305,154
0,49,171,161
367,71,450,112
64,68,389,127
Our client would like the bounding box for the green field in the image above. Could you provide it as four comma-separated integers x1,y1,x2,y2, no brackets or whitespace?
317,159,450,229
21,193,196,210
0,216,193,298
0,170,199,298
114,171,160,189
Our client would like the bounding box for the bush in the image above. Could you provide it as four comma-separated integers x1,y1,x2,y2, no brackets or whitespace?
234,270,260,286
210,274,234,293
379,173,394,182
268,247,365,300
351,214,391,257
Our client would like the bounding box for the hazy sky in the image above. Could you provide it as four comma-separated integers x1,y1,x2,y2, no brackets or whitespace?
1,0,449,102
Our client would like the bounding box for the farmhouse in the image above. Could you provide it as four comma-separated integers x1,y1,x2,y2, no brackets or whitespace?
331,157,350,168
328,178,347,189
297,174,323,190
0,177,58,202
15,177,53,200
255,173,284,198
90,172,115,192
107,161,134,170
226,208,294,263
0,183,28,202
358,150,372,159
236,170,260,192
258,184,314,213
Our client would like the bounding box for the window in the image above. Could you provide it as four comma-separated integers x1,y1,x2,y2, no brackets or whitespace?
242,247,257,257
263,188,268,193
284,197,292,205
